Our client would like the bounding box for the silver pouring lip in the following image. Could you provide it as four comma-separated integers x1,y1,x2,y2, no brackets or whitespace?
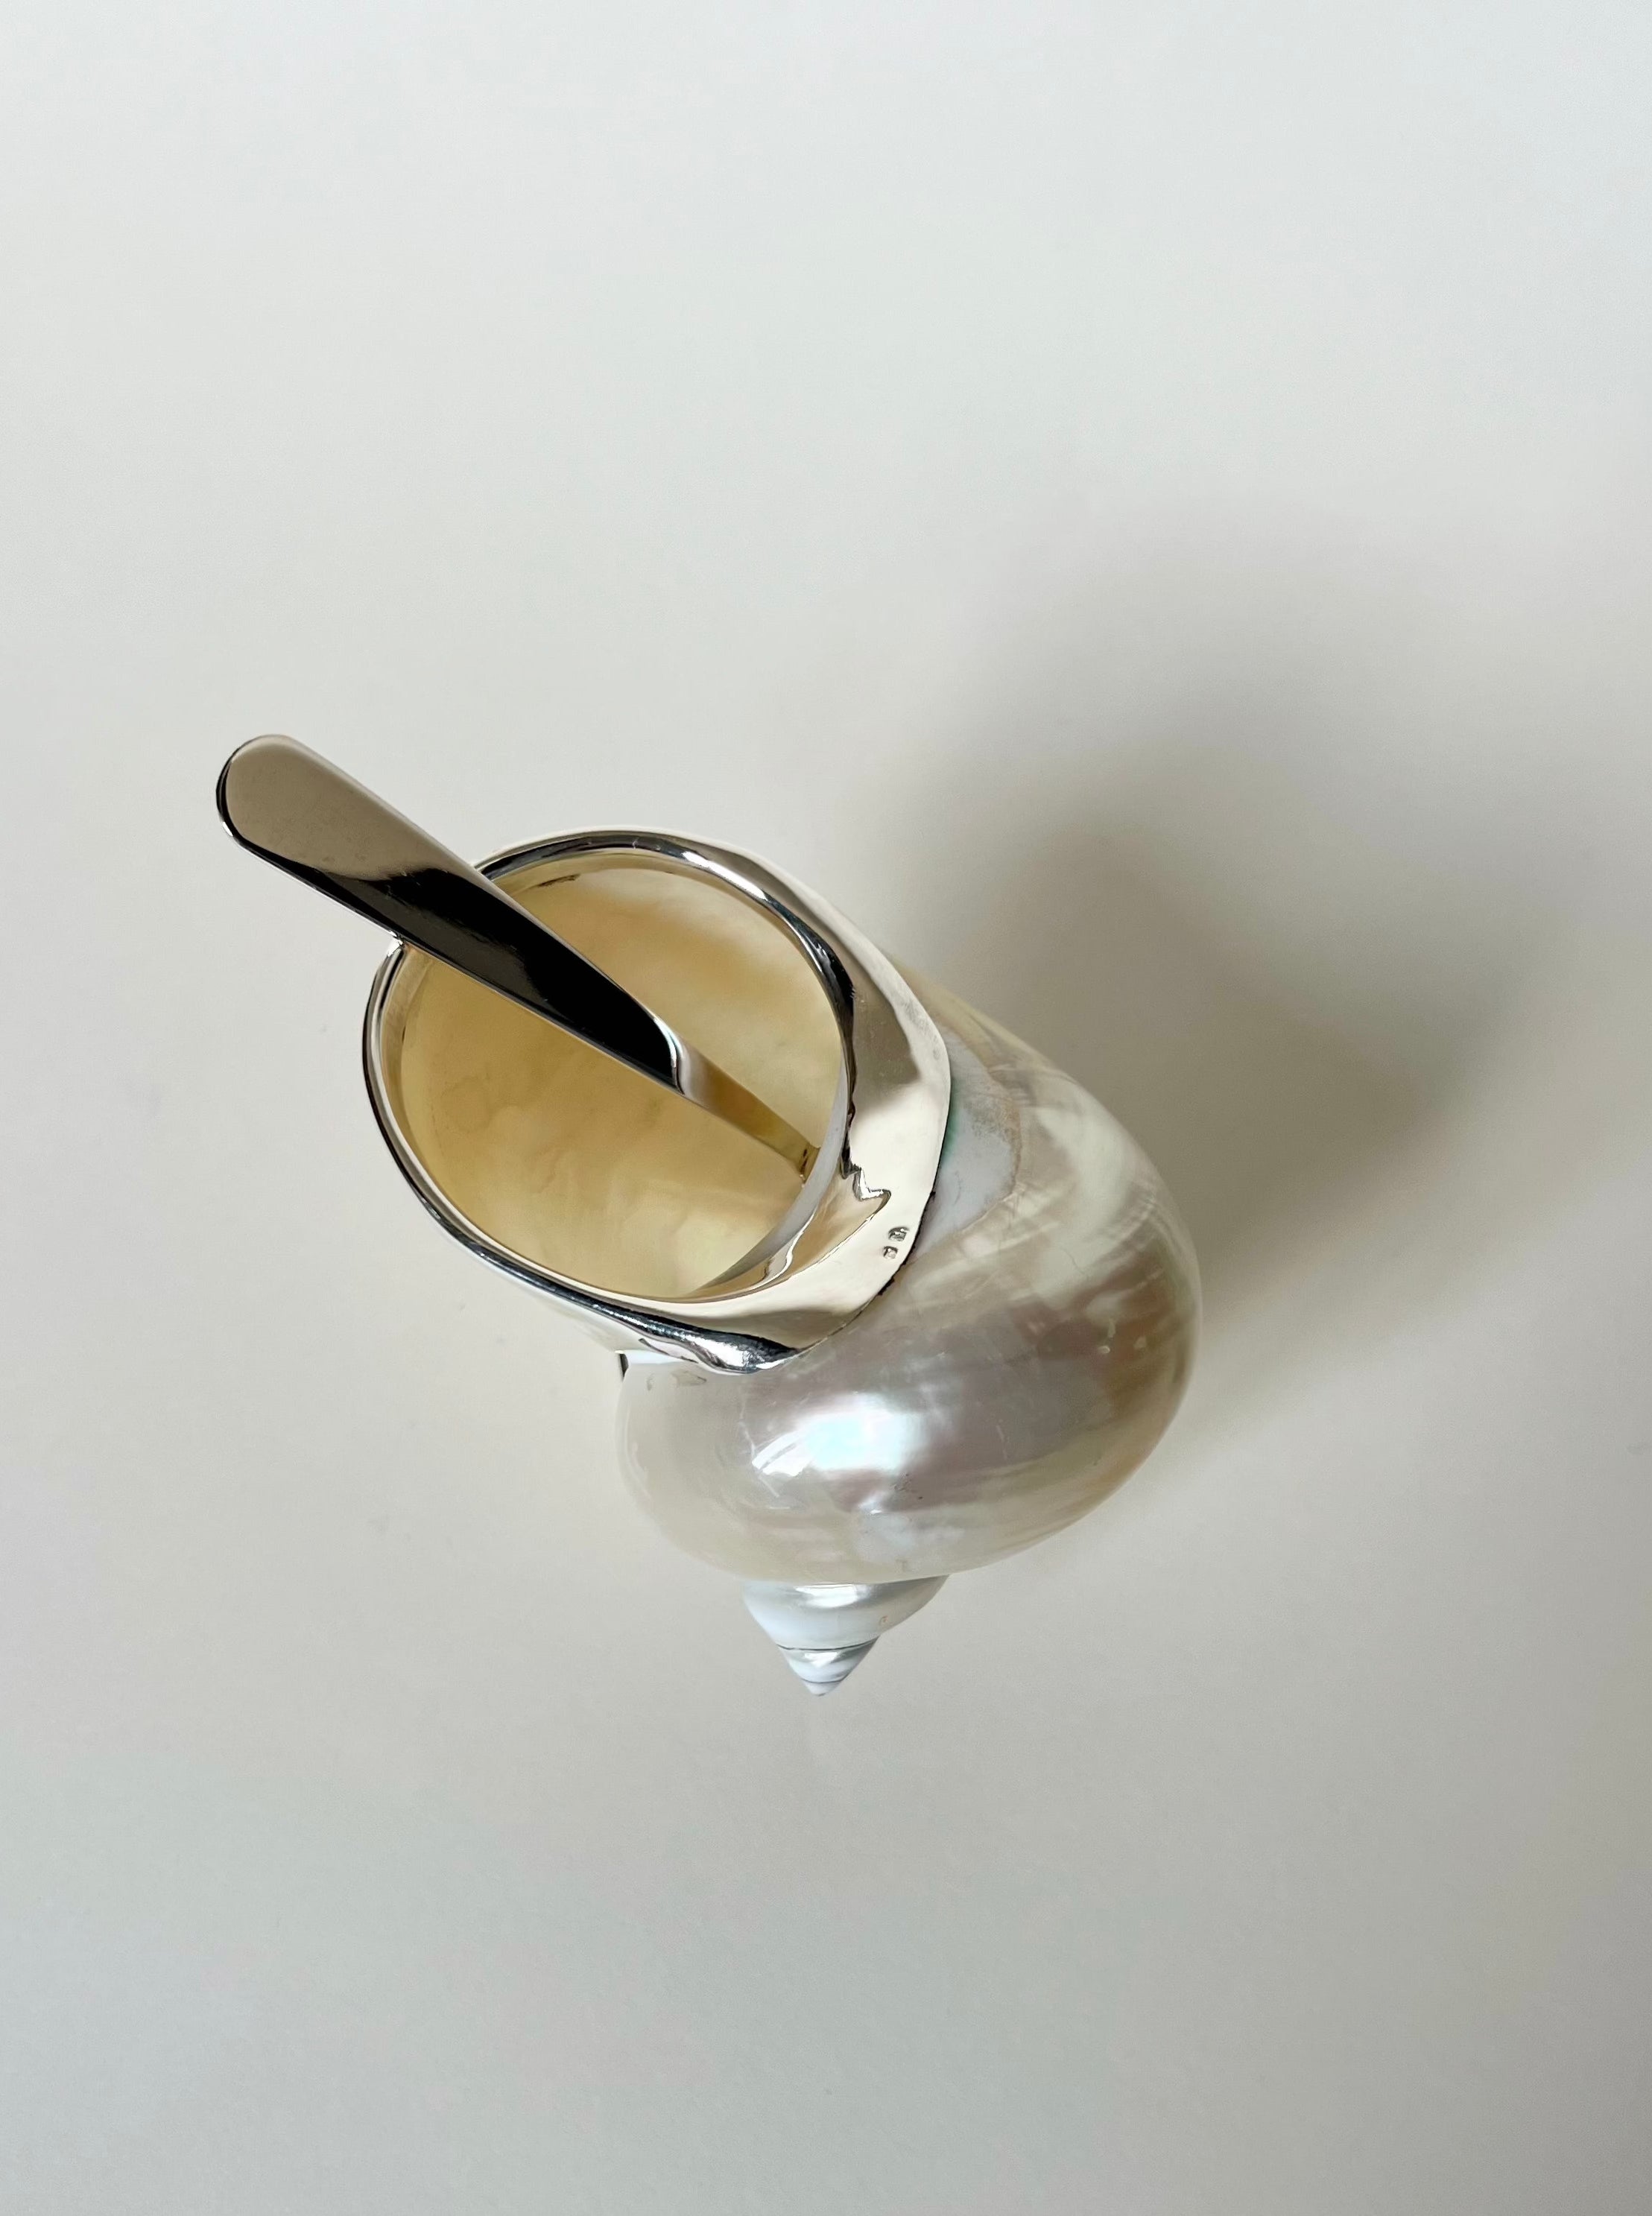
364,829,953,1375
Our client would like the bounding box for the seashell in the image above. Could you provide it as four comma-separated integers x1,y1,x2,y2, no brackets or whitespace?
366,830,1199,1690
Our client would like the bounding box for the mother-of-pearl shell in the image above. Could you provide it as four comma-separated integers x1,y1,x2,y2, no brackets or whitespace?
373,843,1197,1685
618,979,1198,1585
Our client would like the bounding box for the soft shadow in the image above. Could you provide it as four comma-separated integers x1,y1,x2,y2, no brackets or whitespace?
881,542,1560,1429
940,816,1429,1326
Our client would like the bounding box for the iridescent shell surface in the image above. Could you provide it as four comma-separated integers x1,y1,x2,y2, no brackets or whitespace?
618,980,1199,1583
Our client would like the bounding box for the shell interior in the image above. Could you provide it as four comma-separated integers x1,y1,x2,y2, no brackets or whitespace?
379,853,847,1302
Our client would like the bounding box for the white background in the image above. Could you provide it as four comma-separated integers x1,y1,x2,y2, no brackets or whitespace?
4,4,1651,2209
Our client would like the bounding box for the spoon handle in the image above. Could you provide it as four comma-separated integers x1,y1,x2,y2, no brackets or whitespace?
216,735,814,1175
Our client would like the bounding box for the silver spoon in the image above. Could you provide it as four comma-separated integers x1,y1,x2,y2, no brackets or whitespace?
216,735,815,1175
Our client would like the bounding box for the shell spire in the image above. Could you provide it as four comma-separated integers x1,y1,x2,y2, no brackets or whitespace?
776,1643,876,1694
742,1578,947,1695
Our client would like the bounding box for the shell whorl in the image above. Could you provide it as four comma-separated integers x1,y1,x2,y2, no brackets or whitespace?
742,1577,948,1694
618,979,1199,1600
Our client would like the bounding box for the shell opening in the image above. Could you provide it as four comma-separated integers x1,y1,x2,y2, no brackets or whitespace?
379,852,848,1302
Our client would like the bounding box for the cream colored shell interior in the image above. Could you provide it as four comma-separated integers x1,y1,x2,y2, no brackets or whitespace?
383,858,845,1300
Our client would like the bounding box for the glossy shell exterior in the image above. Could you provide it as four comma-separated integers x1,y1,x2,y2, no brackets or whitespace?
618,979,1200,1583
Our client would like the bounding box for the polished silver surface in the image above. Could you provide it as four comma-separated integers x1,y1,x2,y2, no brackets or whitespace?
364,832,955,1373
218,735,813,1174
